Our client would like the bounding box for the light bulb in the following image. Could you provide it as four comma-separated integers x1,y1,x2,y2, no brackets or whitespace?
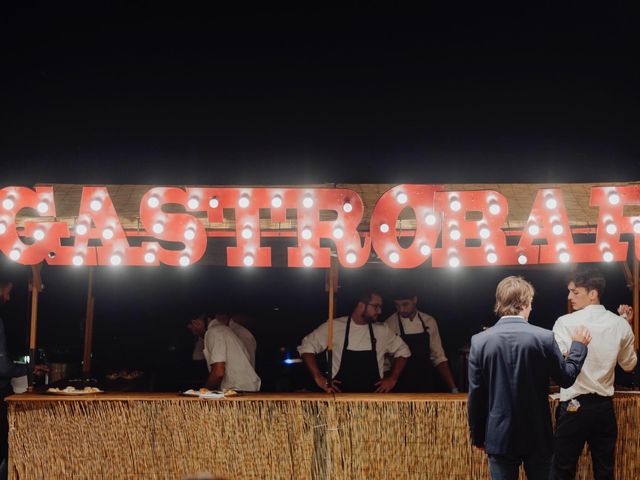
152,222,164,234
608,191,620,205
379,223,390,233
396,192,408,204
450,227,461,241
37,200,49,214
302,195,314,208
303,255,314,267
486,251,498,264
241,227,253,239
528,224,540,236
102,227,114,240
271,195,283,208
72,254,84,266
184,227,196,240
238,195,250,208
301,227,312,240
33,228,46,241
479,226,490,239
187,197,200,210
346,251,357,264
243,254,254,267
147,195,160,208
552,223,564,236
343,202,353,213
448,256,460,268
179,255,190,266
9,249,20,261
110,253,123,266
389,252,400,264
545,195,557,210
518,254,528,265
450,198,461,212
0,222,6,235
420,244,431,256
144,252,156,264
75,223,88,235
488,201,501,215
559,250,570,263
605,223,617,235
90,198,103,212
2,197,15,210
209,197,219,209
633,220,640,234
424,213,437,226
602,250,614,262
332,227,344,239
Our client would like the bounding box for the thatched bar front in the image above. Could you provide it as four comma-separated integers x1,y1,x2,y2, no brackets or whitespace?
7,393,640,479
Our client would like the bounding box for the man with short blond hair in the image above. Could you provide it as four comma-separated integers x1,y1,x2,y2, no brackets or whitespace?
468,276,591,480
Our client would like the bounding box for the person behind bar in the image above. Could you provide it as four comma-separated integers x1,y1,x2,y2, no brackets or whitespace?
208,311,257,369
202,308,261,392
468,276,591,480
384,289,458,393
297,291,410,393
0,280,46,479
186,315,209,376
551,267,637,480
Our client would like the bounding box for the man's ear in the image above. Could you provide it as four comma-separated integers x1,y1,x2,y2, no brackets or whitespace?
588,289,598,302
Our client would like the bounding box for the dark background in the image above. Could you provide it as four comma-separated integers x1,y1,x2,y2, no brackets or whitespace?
1,5,638,390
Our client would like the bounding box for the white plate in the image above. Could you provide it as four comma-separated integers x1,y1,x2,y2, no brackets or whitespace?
47,388,103,395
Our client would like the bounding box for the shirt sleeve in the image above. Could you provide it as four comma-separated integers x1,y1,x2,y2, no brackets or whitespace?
205,330,228,365
426,316,448,366
297,322,328,356
617,321,638,372
382,325,411,358
552,318,571,356
384,315,400,335
467,335,487,448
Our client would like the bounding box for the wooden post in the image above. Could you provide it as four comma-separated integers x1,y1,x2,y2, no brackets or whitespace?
27,264,43,391
82,268,95,376
325,257,339,384
633,256,639,352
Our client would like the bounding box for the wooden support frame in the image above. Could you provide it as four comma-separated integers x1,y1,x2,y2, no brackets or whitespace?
82,268,95,376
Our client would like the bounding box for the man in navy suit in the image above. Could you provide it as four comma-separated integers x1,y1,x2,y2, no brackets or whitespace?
467,276,591,480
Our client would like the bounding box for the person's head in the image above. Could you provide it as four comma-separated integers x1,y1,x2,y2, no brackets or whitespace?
0,281,12,305
494,276,535,319
567,267,605,310
353,291,384,323
186,314,207,337
393,293,418,319
213,311,231,325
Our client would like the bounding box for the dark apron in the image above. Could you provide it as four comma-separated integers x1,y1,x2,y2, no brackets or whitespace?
394,312,434,393
333,316,380,393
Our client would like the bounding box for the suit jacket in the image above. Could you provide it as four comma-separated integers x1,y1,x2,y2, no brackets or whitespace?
0,317,27,390
467,316,587,456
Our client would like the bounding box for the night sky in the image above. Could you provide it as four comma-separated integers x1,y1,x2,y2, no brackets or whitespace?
1,6,638,390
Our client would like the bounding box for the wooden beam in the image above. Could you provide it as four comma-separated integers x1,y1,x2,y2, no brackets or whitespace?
27,264,43,391
82,269,95,376
633,255,639,352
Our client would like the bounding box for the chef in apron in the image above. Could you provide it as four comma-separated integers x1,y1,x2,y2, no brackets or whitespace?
384,291,458,393
298,291,411,393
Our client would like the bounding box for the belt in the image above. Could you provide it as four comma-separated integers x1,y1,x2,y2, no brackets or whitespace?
568,393,612,404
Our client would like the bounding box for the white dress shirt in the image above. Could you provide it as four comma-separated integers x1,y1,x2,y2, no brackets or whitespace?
553,304,637,401
203,323,261,392
384,311,448,366
297,316,411,379
210,318,257,368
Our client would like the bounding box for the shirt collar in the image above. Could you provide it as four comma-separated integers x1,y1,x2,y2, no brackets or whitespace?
496,315,527,325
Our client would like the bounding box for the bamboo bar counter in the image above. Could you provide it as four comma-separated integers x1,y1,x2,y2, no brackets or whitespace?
6,392,640,479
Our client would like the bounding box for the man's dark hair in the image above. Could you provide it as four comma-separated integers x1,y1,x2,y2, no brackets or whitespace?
355,290,382,307
568,267,606,299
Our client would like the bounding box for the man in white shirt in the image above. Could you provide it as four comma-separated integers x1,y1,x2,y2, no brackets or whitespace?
203,319,261,392
209,311,257,369
551,267,637,480
384,291,458,393
298,291,411,393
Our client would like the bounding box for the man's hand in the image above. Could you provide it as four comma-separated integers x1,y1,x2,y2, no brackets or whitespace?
618,304,633,325
473,445,485,452
314,374,341,393
374,376,397,393
33,364,49,376
571,326,592,346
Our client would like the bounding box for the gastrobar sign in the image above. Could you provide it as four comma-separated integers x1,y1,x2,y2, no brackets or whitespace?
1,185,639,268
